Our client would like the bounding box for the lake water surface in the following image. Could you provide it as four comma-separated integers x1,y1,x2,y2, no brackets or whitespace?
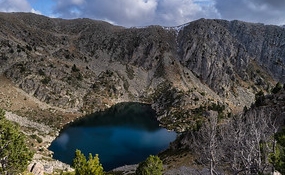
49,103,177,171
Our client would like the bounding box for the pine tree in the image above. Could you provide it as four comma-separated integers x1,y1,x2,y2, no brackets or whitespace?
0,109,34,174
73,149,87,175
86,153,104,175
135,155,163,175
73,149,104,175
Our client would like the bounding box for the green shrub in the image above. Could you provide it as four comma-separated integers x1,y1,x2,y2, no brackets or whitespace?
270,128,285,174
135,155,163,175
255,90,265,107
26,45,32,51
272,82,282,94
38,69,45,76
0,109,34,174
73,149,104,175
72,64,80,72
30,134,43,143
41,76,51,84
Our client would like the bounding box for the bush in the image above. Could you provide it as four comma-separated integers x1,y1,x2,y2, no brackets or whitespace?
73,149,104,175
72,64,80,72
38,69,45,76
272,82,282,94
135,155,163,175
26,45,32,51
41,76,51,85
255,90,265,107
0,109,34,174
30,134,43,143
270,128,285,174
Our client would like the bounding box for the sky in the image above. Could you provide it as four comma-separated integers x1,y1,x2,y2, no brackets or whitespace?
0,0,284,27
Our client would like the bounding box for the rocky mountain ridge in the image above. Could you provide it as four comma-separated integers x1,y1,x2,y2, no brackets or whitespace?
0,12,284,130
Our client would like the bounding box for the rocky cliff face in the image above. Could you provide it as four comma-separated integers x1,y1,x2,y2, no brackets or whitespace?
178,19,285,97
0,13,285,129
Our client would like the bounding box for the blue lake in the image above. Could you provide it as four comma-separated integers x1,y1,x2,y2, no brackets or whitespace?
49,103,177,171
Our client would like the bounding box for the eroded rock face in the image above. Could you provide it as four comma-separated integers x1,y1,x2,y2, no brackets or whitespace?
0,13,284,126
178,19,250,96
178,19,285,94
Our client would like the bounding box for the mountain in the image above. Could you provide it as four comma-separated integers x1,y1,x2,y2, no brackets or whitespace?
1,13,284,129
1,12,285,173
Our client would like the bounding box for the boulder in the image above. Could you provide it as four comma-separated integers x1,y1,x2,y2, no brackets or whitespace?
28,162,44,175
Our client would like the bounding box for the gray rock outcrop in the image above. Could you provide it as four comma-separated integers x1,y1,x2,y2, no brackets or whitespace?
0,13,284,128
28,162,44,175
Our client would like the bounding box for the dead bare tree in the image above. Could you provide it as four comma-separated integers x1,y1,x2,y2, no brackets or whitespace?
222,108,277,174
183,105,282,175
193,111,221,175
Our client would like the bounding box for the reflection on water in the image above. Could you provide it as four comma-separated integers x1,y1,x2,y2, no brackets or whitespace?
49,103,177,171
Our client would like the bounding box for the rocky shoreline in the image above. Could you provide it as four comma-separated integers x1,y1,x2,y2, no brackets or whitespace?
3,110,191,175
4,110,142,174
4,111,74,174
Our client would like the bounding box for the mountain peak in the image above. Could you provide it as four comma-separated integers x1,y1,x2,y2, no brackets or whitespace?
0,12,284,127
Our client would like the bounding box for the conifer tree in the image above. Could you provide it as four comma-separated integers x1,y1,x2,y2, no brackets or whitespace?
73,149,87,175
73,149,104,175
135,155,163,175
86,153,104,175
0,109,33,174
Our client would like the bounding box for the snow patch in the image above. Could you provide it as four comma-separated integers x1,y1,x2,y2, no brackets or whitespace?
163,22,190,35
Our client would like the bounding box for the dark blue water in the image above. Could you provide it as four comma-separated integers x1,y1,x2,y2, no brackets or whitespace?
49,103,177,171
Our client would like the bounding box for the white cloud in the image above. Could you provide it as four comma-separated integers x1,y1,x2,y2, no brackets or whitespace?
0,0,46,15
49,0,285,26
214,0,285,25
154,0,219,26
52,0,159,26
52,0,220,27
71,0,85,5
0,0,284,27
124,0,157,20
31,8,41,15
0,0,32,12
